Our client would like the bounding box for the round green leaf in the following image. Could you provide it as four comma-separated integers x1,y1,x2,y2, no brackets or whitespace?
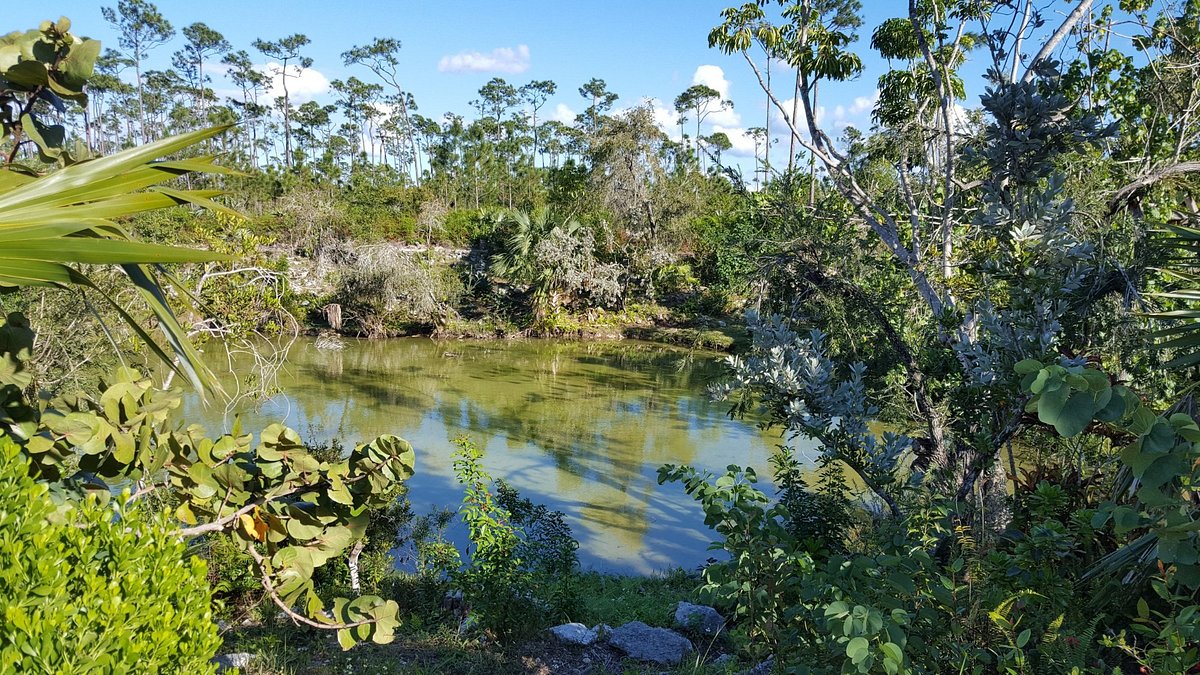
846,636,870,663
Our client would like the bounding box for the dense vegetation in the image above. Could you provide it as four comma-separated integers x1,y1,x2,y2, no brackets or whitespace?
3,0,1200,672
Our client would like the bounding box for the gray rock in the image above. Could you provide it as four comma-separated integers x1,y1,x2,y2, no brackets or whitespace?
549,622,599,646
674,601,725,635
608,621,694,665
213,653,253,672
738,656,775,675
711,653,735,666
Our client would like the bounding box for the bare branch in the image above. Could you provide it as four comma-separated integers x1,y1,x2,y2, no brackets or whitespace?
1108,161,1200,213
1022,0,1094,83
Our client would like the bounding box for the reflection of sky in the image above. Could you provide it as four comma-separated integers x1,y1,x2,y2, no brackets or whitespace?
183,338,816,574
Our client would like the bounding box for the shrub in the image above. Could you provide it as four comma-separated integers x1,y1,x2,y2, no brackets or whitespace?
332,249,464,336
449,437,580,641
0,437,222,674
653,262,701,296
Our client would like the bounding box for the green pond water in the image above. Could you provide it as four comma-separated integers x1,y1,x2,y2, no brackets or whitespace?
182,337,809,574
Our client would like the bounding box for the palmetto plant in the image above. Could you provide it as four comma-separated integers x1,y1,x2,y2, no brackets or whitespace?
1148,221,1200,370
490,208,586,318
0,125,240,393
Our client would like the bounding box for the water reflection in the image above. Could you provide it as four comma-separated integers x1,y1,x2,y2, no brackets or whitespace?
183,338,807,573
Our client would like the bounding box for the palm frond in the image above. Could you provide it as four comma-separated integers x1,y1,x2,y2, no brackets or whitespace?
1147,223,1200,370
0,125,242,396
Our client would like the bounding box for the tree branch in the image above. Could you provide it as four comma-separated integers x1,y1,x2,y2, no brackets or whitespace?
245,545,375,631
1022,0,1094,83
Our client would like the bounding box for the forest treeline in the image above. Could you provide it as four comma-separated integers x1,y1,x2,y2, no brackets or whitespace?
4,0,1200,672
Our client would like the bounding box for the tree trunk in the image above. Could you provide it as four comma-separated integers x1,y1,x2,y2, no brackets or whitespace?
348,540,364,593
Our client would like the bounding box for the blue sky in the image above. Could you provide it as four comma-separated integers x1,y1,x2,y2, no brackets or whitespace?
9,1,1097,170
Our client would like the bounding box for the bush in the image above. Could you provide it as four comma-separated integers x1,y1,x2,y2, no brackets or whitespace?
0,437,221,674
448,437,580,641
332,249,464,336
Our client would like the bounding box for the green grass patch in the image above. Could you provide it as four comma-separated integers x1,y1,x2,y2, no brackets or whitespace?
569,568,699,627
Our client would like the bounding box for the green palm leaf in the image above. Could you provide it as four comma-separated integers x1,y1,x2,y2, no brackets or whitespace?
0,124,242,396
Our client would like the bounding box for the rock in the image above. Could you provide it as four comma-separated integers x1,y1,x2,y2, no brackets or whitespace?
711,653,735,666
674,601,725,635
212,653,253,672
549,622,599,646
738,656,775,675
608,621,694,665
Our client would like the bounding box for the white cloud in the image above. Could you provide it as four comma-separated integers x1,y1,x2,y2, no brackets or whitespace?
550,102,577,125
259,62,330,103
691,65,741,127
848,91,878,116
711,125,758,158
438,45,531,74
770,90,883,134
692,64,731,99
773,97,819,126
827,90,880,130
644,98,682,139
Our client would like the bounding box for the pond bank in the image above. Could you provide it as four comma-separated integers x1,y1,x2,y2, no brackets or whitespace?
279,242,751,353
216,570,762,674
308,310,750,353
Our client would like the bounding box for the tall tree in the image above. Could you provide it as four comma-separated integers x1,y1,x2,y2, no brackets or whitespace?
101,0,175,142
331,76,383,164
173,23,230,121
342,38,422,182
710,0,1101,515
89,48,135,152
578,78,618,132
673,84,730,169
476,78,519,133
520,80,557,167
222,49,270,166
252,33,312,170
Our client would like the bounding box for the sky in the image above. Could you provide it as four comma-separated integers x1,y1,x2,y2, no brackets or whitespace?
7,1,1106,174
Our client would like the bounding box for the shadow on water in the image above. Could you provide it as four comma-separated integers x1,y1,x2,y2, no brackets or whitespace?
182,337,809,573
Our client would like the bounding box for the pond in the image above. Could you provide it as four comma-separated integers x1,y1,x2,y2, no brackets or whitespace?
182,337,813,574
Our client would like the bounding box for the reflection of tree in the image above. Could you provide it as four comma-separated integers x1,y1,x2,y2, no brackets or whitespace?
186,337,781,568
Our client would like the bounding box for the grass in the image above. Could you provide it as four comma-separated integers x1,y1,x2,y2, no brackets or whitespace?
569,568,699,627
216,567,759,674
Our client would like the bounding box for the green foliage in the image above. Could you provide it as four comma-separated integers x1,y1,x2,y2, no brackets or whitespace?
657,462,821,663
0,437,221,673
494,479,580,617
569,569,697,628
449,436,579,641
489,208,621,323
0,314,415,650
659,457,1122,672
653,262,700,296
1020,358,1200,590
0,124,244,393
1146,221,1200,369
450,435,528,641
0,17,99,165
1104,576,1200,673
332,249,463,337
772,446,852,556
